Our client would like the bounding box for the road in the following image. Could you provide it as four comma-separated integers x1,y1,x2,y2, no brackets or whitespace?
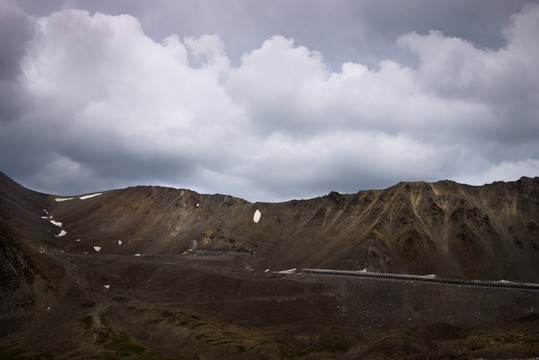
299,268,539,291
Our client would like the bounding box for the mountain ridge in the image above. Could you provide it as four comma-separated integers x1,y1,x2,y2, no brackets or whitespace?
1,171,539,359
2,171,538,281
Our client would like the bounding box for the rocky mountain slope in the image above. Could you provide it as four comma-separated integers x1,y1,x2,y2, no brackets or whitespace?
23,172,539,282
1,171,538,359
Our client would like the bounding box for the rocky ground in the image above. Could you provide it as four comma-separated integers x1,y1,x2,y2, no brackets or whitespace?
0,171,538,359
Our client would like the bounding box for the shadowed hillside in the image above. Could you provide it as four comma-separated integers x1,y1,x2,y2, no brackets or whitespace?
1,171,538,359
40,174,539,282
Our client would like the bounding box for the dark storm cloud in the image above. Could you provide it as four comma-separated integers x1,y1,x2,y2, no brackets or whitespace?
2,0,539,201
0,0,33,120
0,0,32,79
14,0,533,67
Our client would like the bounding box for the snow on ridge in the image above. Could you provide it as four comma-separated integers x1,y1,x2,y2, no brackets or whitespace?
80,193,102,200
55,193,102,201
50,220,62,227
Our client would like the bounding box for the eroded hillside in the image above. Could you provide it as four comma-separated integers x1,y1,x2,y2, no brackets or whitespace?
1,171,538,359
39,175,539,282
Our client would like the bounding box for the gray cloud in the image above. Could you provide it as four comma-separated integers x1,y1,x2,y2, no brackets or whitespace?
1,1,539,201
0,0,33,121
0,0,32,79
14,0,534,67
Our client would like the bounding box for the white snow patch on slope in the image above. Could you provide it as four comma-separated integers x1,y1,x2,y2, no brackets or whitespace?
80,193,102,200
253,209,261,223
50,220,62,227
56,230,67,237
276,268,297,274
93,246,101,252
55,197,74,202
104,285,110,289
118,240,122,245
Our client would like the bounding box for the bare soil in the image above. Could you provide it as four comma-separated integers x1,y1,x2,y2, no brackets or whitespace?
1,171,538,359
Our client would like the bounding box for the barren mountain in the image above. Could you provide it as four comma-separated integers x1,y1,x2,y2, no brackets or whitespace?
37,172,539,281
1,171,538,359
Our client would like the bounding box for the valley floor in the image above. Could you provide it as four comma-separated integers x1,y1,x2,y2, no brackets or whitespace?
1,251,538,359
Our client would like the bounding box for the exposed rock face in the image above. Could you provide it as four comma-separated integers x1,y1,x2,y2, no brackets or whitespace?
1,171,538,359
14,174,535,282
2,171,538,282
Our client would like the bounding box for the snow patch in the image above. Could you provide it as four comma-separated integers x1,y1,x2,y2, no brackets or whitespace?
135,253,141,257
41,216,48,219
118,240,122,245
253,209,261,223
93,246,101,252
104,285,110,289
50,220,62,227
56,230,67,237
276,268,296,274
55,197,73,202
75,239,80,242
80,193,102,200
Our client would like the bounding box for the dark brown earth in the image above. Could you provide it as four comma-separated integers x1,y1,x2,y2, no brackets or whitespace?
0,171,538,359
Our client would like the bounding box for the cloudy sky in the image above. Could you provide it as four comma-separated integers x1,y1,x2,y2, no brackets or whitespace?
1,0,539,202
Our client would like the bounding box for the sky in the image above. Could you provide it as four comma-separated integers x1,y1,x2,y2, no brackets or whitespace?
1,0,539,202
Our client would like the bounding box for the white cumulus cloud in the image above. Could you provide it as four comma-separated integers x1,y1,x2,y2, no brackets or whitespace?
0,3,538,201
